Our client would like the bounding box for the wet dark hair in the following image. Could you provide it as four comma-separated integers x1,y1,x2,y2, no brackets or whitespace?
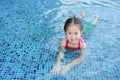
64,16,83,32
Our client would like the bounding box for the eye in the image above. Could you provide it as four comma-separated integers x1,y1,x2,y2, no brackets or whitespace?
75,32,78,35
69,32,71,34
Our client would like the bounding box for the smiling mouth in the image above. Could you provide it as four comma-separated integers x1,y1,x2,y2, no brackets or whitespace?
70,39,77,42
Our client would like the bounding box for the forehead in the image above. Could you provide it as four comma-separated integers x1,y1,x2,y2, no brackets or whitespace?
66,24,80,31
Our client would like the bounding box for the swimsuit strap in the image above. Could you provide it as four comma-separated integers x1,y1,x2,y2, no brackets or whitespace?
79,37,85,43
78,39,80,49
80,35,85,43
65,39,69,48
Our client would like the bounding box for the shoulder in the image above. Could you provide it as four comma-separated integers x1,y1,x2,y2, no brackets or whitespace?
80,41,87,50
60,39,67,47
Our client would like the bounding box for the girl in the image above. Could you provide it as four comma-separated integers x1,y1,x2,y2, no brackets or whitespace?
51,12,99,75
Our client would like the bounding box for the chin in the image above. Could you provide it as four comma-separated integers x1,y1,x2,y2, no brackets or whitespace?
68,39,77,44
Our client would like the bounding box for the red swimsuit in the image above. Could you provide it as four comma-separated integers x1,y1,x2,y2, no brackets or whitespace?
65,36,85,50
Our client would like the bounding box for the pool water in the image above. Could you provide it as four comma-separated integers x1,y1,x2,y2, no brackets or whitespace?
0,0,120,80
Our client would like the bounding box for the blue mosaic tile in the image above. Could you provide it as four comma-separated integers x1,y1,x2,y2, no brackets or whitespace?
0,0,120,80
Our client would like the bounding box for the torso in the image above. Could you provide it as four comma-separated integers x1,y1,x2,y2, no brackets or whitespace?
64,37,85,50
60,35,86,50
65,39,80,50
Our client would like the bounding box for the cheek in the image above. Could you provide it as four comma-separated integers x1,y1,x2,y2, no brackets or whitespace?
66,35,70,38
66,34,71,39
77,35,80,39
76,34,81,38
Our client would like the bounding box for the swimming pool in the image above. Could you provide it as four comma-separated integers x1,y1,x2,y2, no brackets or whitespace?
0,0,120,80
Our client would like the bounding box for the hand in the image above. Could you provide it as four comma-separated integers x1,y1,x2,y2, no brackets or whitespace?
60,65,71,75
51,63,61,75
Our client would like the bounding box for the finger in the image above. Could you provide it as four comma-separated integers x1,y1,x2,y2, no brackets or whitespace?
54,71,57,75
55,71,57,75
61,66,65,69
60,69,64,75
60,71,64,75
56,70,59,75
51,69,56,75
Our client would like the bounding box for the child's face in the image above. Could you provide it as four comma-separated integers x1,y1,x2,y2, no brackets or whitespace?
65,24,82,44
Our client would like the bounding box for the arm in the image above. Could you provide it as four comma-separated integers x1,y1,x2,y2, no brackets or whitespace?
60,49,86,75
51,45,65,75
67,49,86,68
57,47,65,63
66,41,86,68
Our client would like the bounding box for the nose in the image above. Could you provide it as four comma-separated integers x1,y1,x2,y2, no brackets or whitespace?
72,34,75,38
